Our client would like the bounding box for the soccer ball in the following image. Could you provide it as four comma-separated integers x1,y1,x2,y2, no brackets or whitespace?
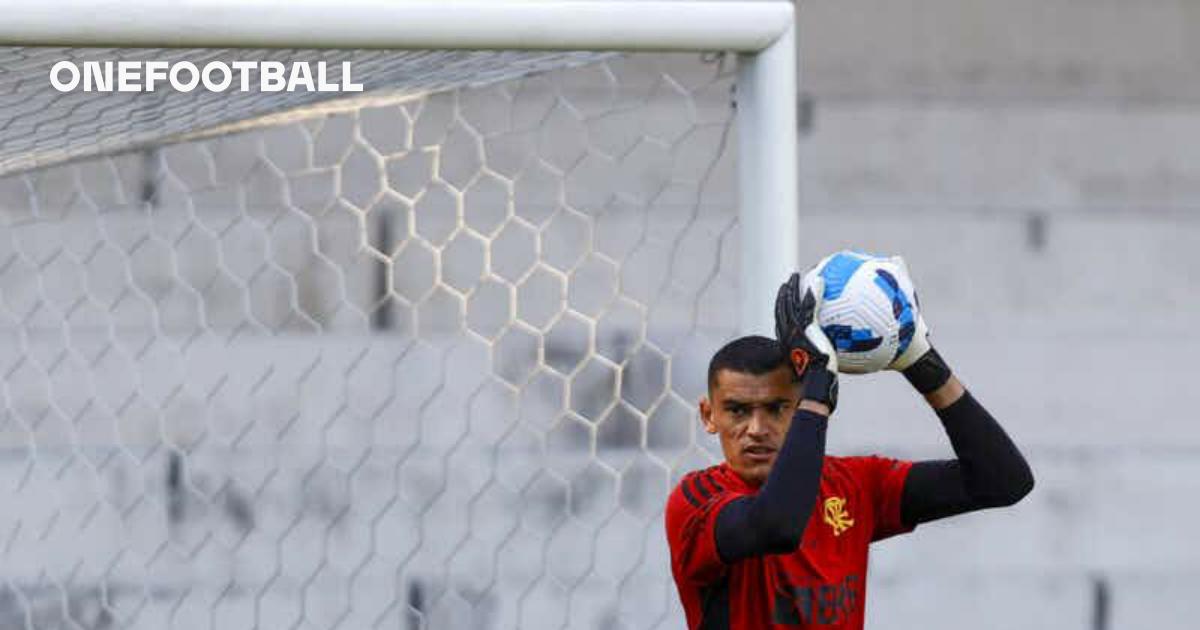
812,251,919,374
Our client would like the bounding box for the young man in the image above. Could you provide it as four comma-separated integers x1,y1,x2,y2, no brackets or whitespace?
665,271,1034,629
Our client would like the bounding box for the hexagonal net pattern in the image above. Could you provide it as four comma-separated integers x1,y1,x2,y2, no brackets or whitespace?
0,47,612,177
0,53,740,629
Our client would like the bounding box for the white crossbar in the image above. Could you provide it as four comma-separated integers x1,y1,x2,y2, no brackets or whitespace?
0,0,793,52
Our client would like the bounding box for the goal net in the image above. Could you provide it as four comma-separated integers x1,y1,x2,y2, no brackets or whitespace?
0,3,797,629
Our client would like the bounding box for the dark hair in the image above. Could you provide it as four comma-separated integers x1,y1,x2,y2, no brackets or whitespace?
707,335,792,392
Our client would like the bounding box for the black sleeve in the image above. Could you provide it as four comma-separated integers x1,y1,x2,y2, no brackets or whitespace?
713,409,828,562
900,391,1035,526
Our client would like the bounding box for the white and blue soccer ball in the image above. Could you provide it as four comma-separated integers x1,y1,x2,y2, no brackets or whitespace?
812,251,919,374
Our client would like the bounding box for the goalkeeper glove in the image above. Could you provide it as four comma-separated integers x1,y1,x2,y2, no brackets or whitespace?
884,256,951,394
775,270,839,413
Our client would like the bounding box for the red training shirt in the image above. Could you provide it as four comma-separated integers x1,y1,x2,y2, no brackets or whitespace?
665,457,913,629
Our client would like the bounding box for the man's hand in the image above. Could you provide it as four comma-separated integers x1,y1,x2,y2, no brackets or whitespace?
885,255,931,371
775,270,839,413
883,256,951,394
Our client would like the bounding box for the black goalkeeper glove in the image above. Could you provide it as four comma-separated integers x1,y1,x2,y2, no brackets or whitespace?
775,271,839,413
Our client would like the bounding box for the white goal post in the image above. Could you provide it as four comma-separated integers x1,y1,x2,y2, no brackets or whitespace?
0,0,798,335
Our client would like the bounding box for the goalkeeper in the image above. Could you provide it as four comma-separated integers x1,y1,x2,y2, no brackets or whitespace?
665,267,1034,629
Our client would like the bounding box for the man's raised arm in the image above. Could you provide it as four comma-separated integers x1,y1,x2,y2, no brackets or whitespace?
886,287,1036,525
713,272,840,561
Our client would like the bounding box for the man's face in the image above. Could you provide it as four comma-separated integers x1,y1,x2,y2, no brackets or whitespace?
699,366,800,486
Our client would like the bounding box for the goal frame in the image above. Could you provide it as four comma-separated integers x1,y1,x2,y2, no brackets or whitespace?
0,0,799,336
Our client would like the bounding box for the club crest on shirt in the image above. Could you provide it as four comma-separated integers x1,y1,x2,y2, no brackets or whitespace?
823,496,854,536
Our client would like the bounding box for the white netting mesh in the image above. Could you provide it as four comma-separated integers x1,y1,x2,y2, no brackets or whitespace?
0,51,740,629
0,48,612,176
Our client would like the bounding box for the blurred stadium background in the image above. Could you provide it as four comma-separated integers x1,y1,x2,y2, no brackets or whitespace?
1,1,1198,629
